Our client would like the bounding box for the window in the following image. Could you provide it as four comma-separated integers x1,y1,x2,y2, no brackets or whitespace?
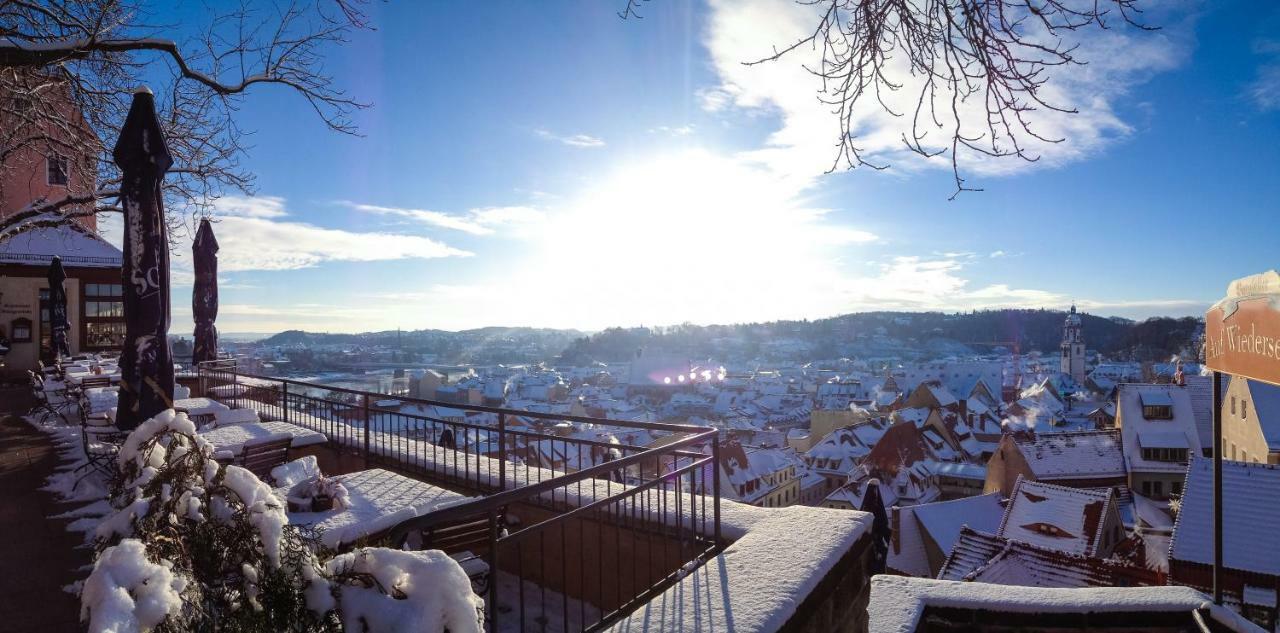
47,154,69,186
82,283,125,350
1142,405,1173,420
1231,396,1237,415
1243,401,1248,420
1172,481,1182,495
1141,481,1152,496
1153,481,1164,496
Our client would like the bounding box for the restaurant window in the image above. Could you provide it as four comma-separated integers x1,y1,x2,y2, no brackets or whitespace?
47,154,69,186
83,283,124,349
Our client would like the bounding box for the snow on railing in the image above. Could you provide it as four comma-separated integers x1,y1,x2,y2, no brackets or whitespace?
196,360,724,632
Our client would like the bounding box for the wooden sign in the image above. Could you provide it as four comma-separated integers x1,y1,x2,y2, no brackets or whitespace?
1204,270,1280,387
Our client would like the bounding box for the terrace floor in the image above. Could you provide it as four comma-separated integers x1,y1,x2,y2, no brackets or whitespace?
0,388,89,632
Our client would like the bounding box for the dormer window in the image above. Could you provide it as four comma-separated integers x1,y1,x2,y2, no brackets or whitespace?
47,154,69,186
1139,391,1174,420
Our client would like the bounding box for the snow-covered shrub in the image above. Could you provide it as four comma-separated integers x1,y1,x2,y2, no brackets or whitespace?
326,548,484,633
81,410,484,633
80,539,187,633
84,410,333,632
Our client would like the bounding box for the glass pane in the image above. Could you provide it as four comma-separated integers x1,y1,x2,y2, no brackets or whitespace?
86,322,125,348
86,284,99,297
111,284,124,296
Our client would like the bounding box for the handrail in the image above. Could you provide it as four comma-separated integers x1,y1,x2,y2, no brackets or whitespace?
198,358,723,632
386,425,717,541
197,360,716,435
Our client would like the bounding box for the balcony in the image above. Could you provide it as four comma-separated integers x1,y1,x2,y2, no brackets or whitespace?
193,360,877,632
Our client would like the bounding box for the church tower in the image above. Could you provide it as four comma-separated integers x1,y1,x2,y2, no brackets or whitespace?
1060,304,1086,385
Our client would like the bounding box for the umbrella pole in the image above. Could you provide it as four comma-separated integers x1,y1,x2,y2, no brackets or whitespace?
1212,370,1223,605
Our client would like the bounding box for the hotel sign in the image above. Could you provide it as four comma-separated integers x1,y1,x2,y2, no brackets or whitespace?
1205,271,1280,387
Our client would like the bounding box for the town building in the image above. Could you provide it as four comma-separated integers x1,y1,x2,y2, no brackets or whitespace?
0,81,120,373
996,477,1126,558
1220,375,1280,464
983,429,1127,496
1114,383,1202,499
1060,304,1087,386
938,526,1162,587
887,492,1005,577
0,225,122,373
1170,457,1280,629
717,440,803,508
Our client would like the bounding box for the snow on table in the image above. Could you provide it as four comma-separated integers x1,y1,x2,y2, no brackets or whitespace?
172,397,229,417
285,468,474,550
866,576,1263,633
84,386,118,414
198,420,327,455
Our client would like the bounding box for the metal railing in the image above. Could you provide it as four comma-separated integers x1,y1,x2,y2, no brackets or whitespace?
196,359,722,632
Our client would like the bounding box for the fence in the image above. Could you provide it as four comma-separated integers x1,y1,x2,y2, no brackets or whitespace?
197,359,722,632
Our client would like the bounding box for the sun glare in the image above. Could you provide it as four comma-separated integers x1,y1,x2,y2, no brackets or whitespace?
518,149,876,328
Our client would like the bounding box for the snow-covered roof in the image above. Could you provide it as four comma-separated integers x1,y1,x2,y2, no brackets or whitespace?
1115,384,1201,474
996,478,1116,557
938,527,1159,589
1182,374,1215,451
868,576,1259,633
927,460,987,480
1171,457,1280,576
910,493,1004,562
0,222,122,267
1014,429,1126,480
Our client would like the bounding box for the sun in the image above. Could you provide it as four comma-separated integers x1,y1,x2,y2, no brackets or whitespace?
511,149,876,329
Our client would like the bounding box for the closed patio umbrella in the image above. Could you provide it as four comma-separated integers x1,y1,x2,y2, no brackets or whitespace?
191,218,219,366
46,255,71,359
113,87,175,430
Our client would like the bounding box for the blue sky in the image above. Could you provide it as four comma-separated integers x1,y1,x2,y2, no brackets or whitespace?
132,1,1280,335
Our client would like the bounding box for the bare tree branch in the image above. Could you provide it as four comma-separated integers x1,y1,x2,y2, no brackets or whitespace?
628,0,1156,198
0,0,372,240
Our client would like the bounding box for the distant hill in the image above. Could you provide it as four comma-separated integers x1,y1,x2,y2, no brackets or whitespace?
258,326,587,365
252,309,1201,366
556,309,1202,364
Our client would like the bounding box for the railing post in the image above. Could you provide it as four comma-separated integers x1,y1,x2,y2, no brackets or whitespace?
498,412,507,491
281,381,288,423
487,508,499,630
363,393,371,470
712,436,722,545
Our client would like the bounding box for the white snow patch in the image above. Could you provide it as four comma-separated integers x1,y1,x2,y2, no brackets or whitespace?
326,548,484,633
80,539,188,633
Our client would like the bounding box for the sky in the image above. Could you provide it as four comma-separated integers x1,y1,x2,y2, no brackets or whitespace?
116,1,1280,335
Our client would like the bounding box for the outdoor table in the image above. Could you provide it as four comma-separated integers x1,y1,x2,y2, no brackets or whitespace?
172,397,229,418
198,420,327,457
282,468,474,549
65,371,122,386
84,386,119,415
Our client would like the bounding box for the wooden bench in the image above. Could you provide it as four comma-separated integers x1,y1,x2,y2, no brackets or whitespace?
237,435,292,480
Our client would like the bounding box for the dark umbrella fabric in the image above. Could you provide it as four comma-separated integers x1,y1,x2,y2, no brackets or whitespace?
113,88,175,430
859,478,892,575
46,256,71,359
191,218,219,366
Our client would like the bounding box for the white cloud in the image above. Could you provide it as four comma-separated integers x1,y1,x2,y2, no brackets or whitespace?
210,216,470,271
701,0,1189,184
1249,39,1280,111
649,124,696,136
339,201,546,236
212,195,290,219
177,196,473,273
534,128,606,148
337,201,492,235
